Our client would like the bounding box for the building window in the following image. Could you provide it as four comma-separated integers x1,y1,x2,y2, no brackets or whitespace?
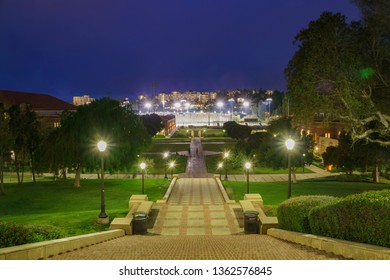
325,132,331,139
53,122,61,128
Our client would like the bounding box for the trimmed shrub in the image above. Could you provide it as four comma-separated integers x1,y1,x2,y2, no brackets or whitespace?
26,224,64,243
309,190,390,247
277,195,337,233
0,220,29,248
0,221,64,248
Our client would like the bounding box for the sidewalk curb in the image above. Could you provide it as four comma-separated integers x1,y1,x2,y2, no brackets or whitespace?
268,228,390,260
0,229,125,260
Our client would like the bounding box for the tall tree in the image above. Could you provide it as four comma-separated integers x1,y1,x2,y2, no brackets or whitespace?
285,6,390,145
7,105,40,183
58,98,150,187
140,114,164,136
0,104,12,194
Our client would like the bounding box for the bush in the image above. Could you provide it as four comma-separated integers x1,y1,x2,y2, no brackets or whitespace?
309,190,390,247
26,224,64,243
277,196,337,233
0,221,29,248
0,221,64,248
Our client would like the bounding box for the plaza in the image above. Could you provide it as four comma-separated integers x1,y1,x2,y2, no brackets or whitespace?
48,137,347,260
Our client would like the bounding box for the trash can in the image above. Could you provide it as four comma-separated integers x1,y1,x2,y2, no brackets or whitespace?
132,211,148,234
244,211,259,234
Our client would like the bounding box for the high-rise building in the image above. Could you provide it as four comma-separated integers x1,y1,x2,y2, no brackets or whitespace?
73,95,95,106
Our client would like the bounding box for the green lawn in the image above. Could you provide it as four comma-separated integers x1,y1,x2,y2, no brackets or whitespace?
223,180,390,215
141,154,187,174
205,154,312,174
0,178,170,236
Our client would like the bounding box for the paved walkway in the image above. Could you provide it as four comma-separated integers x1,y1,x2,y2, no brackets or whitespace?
51,137,343,260
50,235,344,260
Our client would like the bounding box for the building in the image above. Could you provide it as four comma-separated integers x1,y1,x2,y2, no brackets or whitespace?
298,120,348,154
73,95,95,106
160,114,176,136
0,90,77,128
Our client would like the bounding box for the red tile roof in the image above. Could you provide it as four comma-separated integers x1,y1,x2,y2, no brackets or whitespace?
0,89,77,111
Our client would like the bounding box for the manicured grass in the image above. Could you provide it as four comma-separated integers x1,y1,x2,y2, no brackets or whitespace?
147,142,190,153
223,180,390,215
0,178,170,236
205,154,312,174
141,154,187,174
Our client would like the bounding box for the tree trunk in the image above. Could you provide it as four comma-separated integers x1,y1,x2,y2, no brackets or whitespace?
30,153,36,183
15,156,21,184
61,167,67,180
373,163,379,183
292,167,297,183
0,155,4,195
97,168,100,180
74,164,82,188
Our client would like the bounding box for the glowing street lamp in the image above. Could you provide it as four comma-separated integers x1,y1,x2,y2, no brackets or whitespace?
144,102,151,113
217,101,224,111
218,162,223,178
140,162,146,194
169,161,175,179
285,138,295,198
266,98,272,114
245,162,251,194
174,102,181,113
163,152,169,179
97,140,109,224
243,100,250,114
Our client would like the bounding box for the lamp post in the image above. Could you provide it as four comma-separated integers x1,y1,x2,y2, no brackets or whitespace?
223,152,229,180
285,138,295,199
245,162,251,194
97,140,109,224
218,162,223,178
243,101,250,115
266,98,272,115
169,161,175,179
140,162,146,194
163,152,169,179
228,98,234,120
145,102,151,114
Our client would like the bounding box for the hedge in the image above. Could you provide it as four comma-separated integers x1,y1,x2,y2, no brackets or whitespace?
277,195,337,233
309,190,390,247
0,221,64,248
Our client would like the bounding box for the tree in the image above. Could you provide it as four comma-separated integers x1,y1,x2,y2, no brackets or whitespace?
0,104,12,194
140,114,164,136
285,5,390,146
8,104,41,184
222,121,252,140
57,98,150,187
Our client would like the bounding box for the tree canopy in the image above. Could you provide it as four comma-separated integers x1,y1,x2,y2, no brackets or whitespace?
285,1,390,146
56,98,150,187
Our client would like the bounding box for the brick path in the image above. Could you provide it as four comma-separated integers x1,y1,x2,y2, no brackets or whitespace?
50,235,344,260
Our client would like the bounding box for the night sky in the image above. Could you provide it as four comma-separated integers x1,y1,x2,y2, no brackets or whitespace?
0,0,360,102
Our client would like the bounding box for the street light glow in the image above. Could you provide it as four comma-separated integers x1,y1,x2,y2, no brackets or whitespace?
140,162,146,170
144,102,151,109
224,151,229,159
97,140,107,152
163,152,169,158
245,162,251,169
285,138,295,150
